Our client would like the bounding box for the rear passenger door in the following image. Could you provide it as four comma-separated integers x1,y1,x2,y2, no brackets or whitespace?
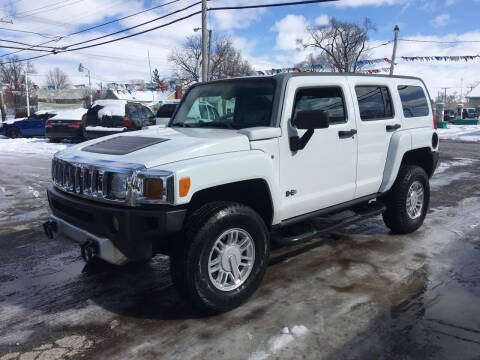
347,78,402,198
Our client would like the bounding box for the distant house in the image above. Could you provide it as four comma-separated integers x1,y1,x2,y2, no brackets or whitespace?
466,85,480,108
37,88,87,111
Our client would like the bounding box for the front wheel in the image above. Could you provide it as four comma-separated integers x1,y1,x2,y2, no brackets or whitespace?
6,127,21,138
382,165,430,234
170,202,269,314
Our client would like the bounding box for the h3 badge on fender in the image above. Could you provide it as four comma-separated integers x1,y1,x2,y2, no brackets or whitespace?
286,189,297,197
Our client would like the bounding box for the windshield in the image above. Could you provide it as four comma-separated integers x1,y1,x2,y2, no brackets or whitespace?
170,78,275,129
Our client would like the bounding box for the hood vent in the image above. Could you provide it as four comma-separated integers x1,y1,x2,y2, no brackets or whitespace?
82,136,169,155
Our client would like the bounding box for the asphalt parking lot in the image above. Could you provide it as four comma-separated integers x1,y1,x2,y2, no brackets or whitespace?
1,140,479,360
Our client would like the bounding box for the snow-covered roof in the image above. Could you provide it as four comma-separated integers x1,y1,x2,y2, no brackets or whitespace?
51,108,87,120
466,84,480,98
109,90,174,104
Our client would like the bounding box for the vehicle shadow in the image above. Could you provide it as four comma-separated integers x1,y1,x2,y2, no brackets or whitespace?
0,217,390,325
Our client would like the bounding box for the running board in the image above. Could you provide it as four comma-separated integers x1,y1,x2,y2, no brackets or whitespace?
271,201,386,246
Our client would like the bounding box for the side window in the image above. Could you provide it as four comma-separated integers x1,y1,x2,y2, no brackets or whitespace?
355,86,394,121
397,85,429,118
292,87,346,124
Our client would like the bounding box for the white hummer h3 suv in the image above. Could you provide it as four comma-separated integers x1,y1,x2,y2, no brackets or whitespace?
44,73,439,314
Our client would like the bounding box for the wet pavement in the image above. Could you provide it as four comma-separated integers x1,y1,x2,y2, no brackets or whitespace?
0,140,479,360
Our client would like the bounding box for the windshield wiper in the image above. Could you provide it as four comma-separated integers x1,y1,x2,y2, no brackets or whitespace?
196,121,234,129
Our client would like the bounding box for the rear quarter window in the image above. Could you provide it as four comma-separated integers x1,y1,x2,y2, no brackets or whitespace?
397,85,429,118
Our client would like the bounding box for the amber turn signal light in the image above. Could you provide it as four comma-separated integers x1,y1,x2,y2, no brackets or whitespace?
179,177,191,197
145,178,163,200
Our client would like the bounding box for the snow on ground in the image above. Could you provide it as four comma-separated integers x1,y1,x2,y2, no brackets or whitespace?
437,124,480,142
0,138,73,156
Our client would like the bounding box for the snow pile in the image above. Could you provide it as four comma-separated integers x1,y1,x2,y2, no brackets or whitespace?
0,138,73,156
85,126,125,132
438,124,480,142
51,108,86,121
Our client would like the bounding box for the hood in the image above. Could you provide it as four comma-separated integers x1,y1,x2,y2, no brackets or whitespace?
59,127,252,168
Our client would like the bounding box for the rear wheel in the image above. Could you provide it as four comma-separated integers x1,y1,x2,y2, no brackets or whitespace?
170,201,269,314
382,165,430,234
6,127,21,138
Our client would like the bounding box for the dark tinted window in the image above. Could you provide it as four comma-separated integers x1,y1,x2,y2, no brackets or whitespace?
156,104,177,118
293,87,346,124
355,86,393,120
397,85,429,118
171,79,275,129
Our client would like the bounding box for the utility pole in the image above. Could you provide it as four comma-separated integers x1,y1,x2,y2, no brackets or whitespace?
25,70,30,116
0,86,6,122
201,0,208,82
389,25,399,76
147,50,153,82
441,87,450,103
460,77,463,103
207,29,212,81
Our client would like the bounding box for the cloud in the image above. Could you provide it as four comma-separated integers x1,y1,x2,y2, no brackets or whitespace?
314,14,331,26
331,0,405,7
271,15,308,51
431,14,451,27
445,0,457,6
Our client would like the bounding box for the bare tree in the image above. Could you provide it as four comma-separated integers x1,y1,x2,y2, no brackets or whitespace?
0,56,35,87
297,17,376,73
0,56,36,116
46,67,70,89
169,35,252,80
168,35,203,80
209,37,251,79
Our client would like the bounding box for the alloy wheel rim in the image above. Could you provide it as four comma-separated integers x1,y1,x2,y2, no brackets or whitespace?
208,228,255,292
406,180,424,219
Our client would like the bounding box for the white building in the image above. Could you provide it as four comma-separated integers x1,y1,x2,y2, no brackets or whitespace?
466,84,480,108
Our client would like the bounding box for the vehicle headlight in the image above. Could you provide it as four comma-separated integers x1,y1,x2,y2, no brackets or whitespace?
109,173,128,200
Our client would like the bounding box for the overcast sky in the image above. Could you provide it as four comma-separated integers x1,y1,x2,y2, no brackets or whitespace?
1,0,479,98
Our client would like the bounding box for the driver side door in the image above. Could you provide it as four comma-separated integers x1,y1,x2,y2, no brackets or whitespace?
279,76,358,221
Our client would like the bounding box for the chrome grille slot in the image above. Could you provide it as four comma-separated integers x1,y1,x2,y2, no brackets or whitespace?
50,156,171,206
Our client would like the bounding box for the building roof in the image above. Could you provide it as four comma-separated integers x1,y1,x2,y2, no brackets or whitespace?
109,90,174,104
466,84,480,98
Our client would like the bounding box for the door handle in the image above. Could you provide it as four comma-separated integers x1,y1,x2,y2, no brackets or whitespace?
338,129,357,138
386,124,401,132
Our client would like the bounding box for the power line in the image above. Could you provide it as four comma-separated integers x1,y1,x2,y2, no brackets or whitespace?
1,0,339,63
400,38,480,44
208,0,337,11
62,1,202,49
0,26,59,38
15,0,77,17
0,38,57,48
0,0,183,58
16,0,84,18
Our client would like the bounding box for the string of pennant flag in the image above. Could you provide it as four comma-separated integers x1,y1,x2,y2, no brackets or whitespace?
1,55,478,95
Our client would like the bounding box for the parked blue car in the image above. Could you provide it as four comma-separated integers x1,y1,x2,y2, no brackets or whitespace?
0,111,57,138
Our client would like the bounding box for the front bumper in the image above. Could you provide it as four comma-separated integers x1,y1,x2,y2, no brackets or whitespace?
46,184,187,262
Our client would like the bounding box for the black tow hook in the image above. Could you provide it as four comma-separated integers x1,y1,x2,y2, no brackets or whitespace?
43,220,57,239
81,240,98,263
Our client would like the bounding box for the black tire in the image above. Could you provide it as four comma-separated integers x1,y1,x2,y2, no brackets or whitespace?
49,138,60,143
6,127,21,138
382,165,430,234
170,201,270,314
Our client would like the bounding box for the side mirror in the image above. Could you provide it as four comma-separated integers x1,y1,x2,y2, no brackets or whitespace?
293,110,329,130
289,110,330,151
